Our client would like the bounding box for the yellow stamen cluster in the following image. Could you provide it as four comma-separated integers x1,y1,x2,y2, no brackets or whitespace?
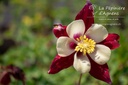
75,35,96,55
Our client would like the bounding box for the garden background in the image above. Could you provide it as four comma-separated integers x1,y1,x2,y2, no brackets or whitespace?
0,0,128,85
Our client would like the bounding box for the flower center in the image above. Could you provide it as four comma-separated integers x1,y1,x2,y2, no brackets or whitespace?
75,35,96,55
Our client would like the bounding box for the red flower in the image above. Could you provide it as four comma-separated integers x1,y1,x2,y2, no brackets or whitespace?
0,65,25,85
48,1,120,84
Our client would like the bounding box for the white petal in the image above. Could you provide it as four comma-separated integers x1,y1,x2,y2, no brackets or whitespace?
85,24,108,43
57,37,75,57
89,44,111,65
73,53,91,73
66,20,85,39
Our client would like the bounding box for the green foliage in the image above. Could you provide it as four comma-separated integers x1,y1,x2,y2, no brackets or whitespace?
0,0,127,85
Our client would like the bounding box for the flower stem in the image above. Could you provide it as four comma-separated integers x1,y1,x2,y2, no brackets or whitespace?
77,74,82,85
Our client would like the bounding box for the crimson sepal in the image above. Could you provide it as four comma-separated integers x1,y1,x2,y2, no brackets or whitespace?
53,24,68,38
88,55,112,84
48,53,75,74
100,33,120,50
75,1,94,31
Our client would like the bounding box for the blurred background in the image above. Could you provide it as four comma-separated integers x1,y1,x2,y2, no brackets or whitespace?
0,0,128,85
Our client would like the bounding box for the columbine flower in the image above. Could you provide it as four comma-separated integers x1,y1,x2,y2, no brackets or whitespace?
48,1,120,84
56,19,111,74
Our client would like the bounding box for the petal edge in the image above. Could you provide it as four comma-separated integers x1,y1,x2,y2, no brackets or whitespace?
66,20,85,39
73,53,91,73
57,37,75,57
89,44,111,65
86,24,108,43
